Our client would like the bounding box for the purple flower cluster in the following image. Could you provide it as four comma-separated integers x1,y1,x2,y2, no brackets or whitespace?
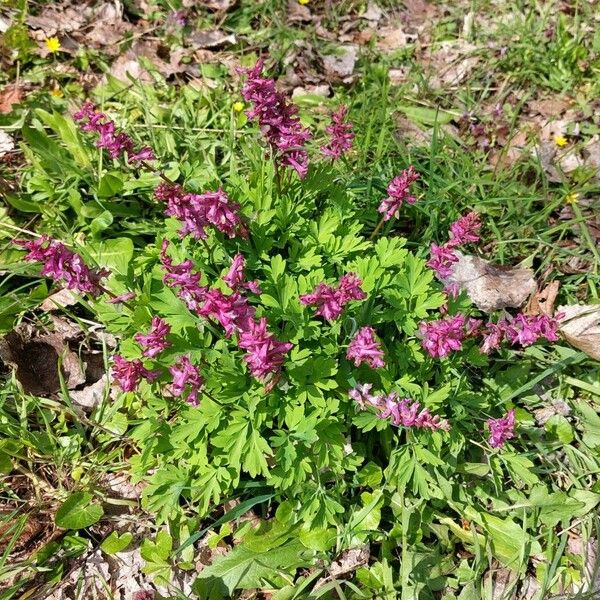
427,211,481,281
487,409,515,448
239,318,294,381
480,313,560,354
160,243,292,383
378,167,420,222
321,105,354,160
74,101,155,164
419,314,469,358
350,383,449,431
300,273,367,321
111,355,160,392
155,183,244,240
223,254,262,295
240,60,312,179
16,236,109,296
170,355,203,406
347,326,385,368
135,317,171,358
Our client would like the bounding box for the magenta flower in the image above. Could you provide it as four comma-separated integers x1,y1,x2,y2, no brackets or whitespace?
74,101,154,164
427,243,459,279
349,385,449,431
487,409,515,448
16,236,109,296
480,321,507,354
197,289,256,337
111,355,160,392
156,184,244,240
238,317,293,381
223,254,262,295
240,60,311,179
480,313,560,354
377,167,419,221
300,272,366,321
347,326,385,368
134,317,171,358
448,211,481,247
321,105,354,160
419,314,466,358
169,355,203,406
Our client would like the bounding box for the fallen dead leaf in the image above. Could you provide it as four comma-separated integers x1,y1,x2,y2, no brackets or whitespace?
558,304,600,361
533,399,571,425
527,281,560,316
189,30,237,50
483,567,518,600
287,0,312,23
0,85,22,114
202,0,238,11
377,26,410,51
528,96,572,118
322,45,357,82
329,545,370,577
423,41,479,88
0,131,14,157
70,374,109,412
41,289,79,311
292,84,330,99
445,251,537,313
362,2,383,24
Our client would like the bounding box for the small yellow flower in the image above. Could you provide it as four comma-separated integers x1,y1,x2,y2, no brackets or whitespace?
50,87,63,98
554,135,568,147
298,0,310,4
565,192,579,205
45,37,62,53
233,101,244,112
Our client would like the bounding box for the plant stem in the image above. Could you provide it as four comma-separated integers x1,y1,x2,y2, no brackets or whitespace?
369,214,387,240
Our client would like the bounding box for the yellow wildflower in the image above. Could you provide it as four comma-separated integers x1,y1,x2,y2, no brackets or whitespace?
554,135,568,147
298,0,310,4
50,87,63,98
233,101,244,112
45,37,62,53
565,192,579,205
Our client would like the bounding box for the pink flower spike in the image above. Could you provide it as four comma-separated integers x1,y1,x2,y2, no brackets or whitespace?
487,409,515,448
427,243,459,280
240,60,311,179
169,355,203,406
347,326,385,368
15,236,109,296
128,146,155,163
377,167,420,221
419,314,466,358
321,105,354,160
111,355,160,392
301,272,366,322
223,254,262,294
448,211,481,247
480,321,507,354
238,317,293,381
135,317,171,358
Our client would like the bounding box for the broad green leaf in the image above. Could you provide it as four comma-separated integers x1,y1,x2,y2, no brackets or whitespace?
397,104,455,125
55,492,104,529
35,109,91,168
87,237,134,276
101,531,133,554
97,173,124,198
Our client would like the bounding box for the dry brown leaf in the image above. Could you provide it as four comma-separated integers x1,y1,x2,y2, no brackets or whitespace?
528,97,572,117
0,131,14,157
314,544,370,589
527,281,560,316
41,289,79,311
202,0,238,11
558,304,600,361
189,30,237,49
445,252,537,313
70,374,109,412
533,399,570,425
322,45,357,81
362,2,383,24
291,84,330,98
0,85,22,114
287,0,312,23
377,26,409,51
423,41,479,88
